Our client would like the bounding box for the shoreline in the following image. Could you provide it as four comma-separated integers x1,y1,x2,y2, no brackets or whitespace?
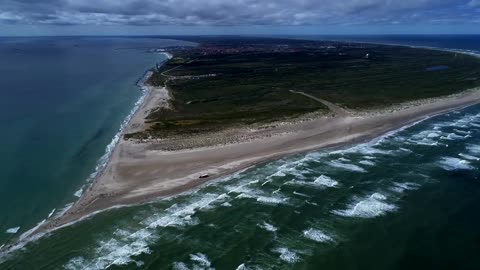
2,47,480,258
34,85,480,232
0,55,171,259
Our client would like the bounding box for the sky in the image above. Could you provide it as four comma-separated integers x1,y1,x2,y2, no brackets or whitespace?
0,0,479,36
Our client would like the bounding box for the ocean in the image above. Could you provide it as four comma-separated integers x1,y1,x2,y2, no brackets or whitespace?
1,35,480,269
0,37,193,253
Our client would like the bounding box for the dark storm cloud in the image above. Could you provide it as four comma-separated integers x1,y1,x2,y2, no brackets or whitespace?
0,0,478,26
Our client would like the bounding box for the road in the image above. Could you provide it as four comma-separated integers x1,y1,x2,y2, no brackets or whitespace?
289,90,350,117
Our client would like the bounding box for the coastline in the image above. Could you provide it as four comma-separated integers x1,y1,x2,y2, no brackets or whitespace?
0,52,173,259
3,47,480,258
35,85,480,232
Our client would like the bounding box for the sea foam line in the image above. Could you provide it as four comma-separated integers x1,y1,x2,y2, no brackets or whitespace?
64,70,152,207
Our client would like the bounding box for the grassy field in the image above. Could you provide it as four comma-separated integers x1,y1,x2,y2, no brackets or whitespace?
127,37,480,139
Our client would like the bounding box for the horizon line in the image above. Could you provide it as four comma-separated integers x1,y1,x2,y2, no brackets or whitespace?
1,33,480,38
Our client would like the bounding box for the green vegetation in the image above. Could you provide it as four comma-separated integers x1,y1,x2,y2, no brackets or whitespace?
126,38,480,139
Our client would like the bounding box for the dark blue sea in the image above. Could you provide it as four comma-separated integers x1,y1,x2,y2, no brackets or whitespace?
1,35,480,270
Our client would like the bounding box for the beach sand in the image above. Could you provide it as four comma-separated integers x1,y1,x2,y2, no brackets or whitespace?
33,83,480,234
1,74,479,256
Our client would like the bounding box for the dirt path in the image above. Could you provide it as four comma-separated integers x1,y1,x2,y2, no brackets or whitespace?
160,65,182,77
290,90,350,117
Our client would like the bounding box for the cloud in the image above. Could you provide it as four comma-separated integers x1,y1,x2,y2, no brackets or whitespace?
0,0,478,26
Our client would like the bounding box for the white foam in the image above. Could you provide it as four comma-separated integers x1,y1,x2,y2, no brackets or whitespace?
278,165,306,179
256,195,288,205
293,191,310,198
313,175,338,187
431,113,480,135
454,129,471,136
437,157,474,171
93,237,148,268
5,227,20,234
103,238,149,267
165,193,225,217
230,181,288,205
302,228,333,243
74,187,83,198
327,160,366,173
236,193,255,199
441,133,466,141
145,212,196,229
411,130,439,140
261,179,272,186
306,200,318,206
235,263,250,270
1,71,171,264
331,118,419,154
467,144,480,154
332,193,397,218
459,153,480,161
427,132,442,138
408,138,438,146
47,208,56,219
269,171,286,177
305,151,328,160
63,192,225,269
399,147,412,153
63,72,160,225
408,128,451,145
53,202,74,219
161,52,173,59
84,81,150,186
226,183,255,195
273,247,300,263
18,219,46,241
390,182,420,193
258,221,277,232
359,160,375,166
172,262,190,270
190,253,212,268
331,144,392,156
64,257,87,270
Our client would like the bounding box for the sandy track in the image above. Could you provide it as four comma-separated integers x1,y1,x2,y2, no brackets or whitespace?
289,90,351,117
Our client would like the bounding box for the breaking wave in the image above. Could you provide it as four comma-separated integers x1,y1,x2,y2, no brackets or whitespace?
437,157,474,171
327,160,366,173
273,247,300,263
5,227,20,234
332,193,398,218
303,228,334,243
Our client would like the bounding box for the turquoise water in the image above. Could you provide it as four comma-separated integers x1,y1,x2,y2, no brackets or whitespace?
2,36,480,269
0,37,192,246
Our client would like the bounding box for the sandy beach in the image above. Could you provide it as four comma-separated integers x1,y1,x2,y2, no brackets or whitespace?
31,80,480,235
